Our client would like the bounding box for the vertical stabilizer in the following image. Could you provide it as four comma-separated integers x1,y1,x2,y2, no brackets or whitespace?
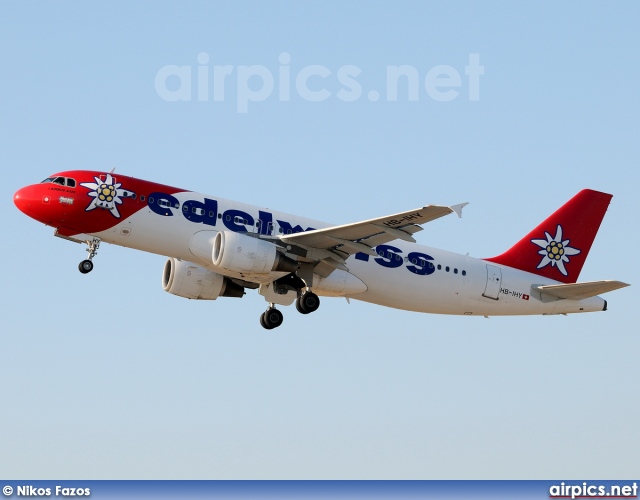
485,189,612,283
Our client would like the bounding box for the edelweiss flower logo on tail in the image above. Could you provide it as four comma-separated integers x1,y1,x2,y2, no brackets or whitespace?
531,224,580,276
80,174,135,218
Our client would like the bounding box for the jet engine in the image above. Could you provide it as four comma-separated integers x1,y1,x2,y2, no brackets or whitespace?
162,258,244,300
212,230,298,274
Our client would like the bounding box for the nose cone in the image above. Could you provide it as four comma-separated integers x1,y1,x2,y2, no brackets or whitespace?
14,185,56,225
13,186,33,215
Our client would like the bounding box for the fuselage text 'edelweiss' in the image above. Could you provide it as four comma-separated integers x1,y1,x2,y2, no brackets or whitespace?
14,171,629,329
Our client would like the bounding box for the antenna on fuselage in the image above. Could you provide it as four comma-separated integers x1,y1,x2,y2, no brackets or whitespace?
109,167,116,173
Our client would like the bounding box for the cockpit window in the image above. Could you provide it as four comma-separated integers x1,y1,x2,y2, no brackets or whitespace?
40,176,76,187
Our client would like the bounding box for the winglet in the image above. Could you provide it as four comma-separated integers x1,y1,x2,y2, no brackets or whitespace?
450,202,468,218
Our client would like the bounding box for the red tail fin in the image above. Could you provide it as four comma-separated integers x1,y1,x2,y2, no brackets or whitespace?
485,189,612,283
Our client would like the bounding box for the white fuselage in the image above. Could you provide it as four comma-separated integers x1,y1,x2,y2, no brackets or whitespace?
88,189,605,317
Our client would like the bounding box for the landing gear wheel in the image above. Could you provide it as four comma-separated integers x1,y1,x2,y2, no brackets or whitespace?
260,312,274,330
78,238,101,274
78,259,94,274
261,308,284,329
296,292,320,314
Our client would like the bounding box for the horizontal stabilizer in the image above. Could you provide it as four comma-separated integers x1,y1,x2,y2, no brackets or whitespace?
532,280,629,300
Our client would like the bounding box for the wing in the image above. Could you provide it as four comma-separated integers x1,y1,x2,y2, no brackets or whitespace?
280,202,468,277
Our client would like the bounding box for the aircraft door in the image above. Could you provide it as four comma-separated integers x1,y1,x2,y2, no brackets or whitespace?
482,264,502,300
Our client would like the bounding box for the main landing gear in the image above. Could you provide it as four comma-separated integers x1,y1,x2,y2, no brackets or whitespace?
296,291,320,314
78,238,100,274
259,290,320,330
260,307,284,330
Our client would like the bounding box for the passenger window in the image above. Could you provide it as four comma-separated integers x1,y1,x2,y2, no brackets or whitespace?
437,264,442,270
462,270,467,276
446,266,450,272
454,268,458,274
183,205,188,212
149,197,154,204
140,195,145,201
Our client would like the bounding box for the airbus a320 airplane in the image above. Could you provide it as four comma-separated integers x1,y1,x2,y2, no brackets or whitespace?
14,171,629,329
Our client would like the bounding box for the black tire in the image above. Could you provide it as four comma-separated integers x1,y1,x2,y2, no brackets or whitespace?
260,312,274,330
298,292,320,314
78,260,94,274
295,300,310,314
264,308,284,329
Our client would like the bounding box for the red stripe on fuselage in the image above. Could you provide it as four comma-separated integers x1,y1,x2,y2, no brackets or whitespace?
14,170,185,234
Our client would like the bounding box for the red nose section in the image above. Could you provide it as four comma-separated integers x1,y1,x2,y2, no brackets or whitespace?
14,185,56,225
14,186,33,214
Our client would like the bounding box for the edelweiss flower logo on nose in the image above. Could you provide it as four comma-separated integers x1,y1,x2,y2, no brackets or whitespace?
80,174,135,218
531,224,580,276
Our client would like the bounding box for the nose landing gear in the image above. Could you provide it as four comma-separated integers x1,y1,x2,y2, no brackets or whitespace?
78,238,100,274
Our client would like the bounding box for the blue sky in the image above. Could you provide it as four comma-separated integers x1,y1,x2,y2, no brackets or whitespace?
0,1,638,479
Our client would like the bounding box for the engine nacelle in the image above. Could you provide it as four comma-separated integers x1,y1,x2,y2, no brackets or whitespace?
162,258,244,300
212,230,298,275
